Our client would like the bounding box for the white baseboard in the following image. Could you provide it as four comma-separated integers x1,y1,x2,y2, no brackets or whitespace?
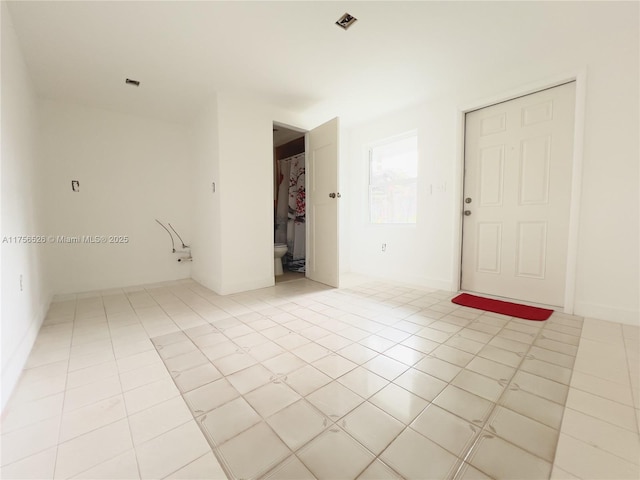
574,301,639,327
216,277,275,296
346,269,453,292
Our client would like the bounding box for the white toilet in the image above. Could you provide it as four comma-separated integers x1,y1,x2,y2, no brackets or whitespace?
274,243,288,276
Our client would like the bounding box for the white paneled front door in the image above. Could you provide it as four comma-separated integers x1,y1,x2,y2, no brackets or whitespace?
461,82,576,306
306,117,340,287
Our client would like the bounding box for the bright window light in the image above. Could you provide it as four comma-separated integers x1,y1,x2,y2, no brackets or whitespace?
369,133,418,224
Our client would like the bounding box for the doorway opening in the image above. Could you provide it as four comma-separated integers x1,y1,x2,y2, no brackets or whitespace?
273,123,307,283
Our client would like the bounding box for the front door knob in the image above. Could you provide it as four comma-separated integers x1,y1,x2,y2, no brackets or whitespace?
329,193,336,198
464,210,472,216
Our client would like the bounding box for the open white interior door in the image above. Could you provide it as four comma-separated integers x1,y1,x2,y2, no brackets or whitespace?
306,117,340,287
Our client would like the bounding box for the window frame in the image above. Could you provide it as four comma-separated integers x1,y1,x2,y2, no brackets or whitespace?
367,130,419,226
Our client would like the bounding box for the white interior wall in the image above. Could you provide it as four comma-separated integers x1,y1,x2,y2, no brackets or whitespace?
190,93,309,296
215,94,273,294
40,100,194,294
190,96,222,292
338,128,350,277
0,4,51,410
213,93,308,294
345,4,639,325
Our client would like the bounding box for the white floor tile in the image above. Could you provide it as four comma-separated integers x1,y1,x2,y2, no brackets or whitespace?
298,428,375,480
414,356,461,382
7,278,639,480
63,375,122,412
307,381,364,421
60,394,127,442
433,385,494,426
554,433,640,479
173,362,223,392
560,407,640,464
312,354,358,379
164,452,227,480
362,355,409,381
65,361,118,390
1,416,61,467
468,434,552,480
512,370,569,405
411,404,479,457
244,381,301,418
199,396,261,446
55,418,133,479
266,399,328,450
263,352,307,375
455,462,493,480
357,459,403,479
369,383,428,424
7,374,67,406
380,428,458,480
123,377,180,415
136,421,211,479
119,362,172,392
129,395,193,445
487,406,558,462
0,447,57,479
570,370,635,407
70,449,140,480
393,368,447,401
116,350,163,374
1,392,64,433
500,387,565,429
338,366,389,399
183,377,240,415
262,455,316,480
451,369,505,402
342,401,404,455
216,422,290,480
284,364,332,396
566,388,638,432
226,363,273,394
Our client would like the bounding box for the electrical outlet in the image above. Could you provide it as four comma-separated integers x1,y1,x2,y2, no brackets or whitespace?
382,243,387,252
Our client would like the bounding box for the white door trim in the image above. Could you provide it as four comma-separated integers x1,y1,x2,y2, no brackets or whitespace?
453,70,587,314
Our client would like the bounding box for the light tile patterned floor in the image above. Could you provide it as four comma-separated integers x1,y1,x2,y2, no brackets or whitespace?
1,278,638,479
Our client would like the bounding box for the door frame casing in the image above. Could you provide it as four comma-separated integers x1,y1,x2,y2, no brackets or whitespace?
453,70,587,314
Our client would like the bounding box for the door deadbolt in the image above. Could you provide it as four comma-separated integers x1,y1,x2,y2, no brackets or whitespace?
464,210,472,216
465,197,472,204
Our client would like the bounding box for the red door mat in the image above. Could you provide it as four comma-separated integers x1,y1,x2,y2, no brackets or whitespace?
451,293,553,321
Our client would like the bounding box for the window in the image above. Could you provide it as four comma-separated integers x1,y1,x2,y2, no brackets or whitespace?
369,132,418,224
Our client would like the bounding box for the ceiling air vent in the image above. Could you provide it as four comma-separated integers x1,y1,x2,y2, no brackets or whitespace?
125,78,140,87
336,13,357,30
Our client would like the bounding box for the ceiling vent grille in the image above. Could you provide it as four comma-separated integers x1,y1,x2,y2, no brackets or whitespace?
336,13,357,30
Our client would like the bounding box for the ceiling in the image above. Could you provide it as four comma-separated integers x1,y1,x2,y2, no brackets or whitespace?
5,1,614,126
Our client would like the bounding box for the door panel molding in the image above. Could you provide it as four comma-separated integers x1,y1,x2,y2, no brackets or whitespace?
453,71,587,314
